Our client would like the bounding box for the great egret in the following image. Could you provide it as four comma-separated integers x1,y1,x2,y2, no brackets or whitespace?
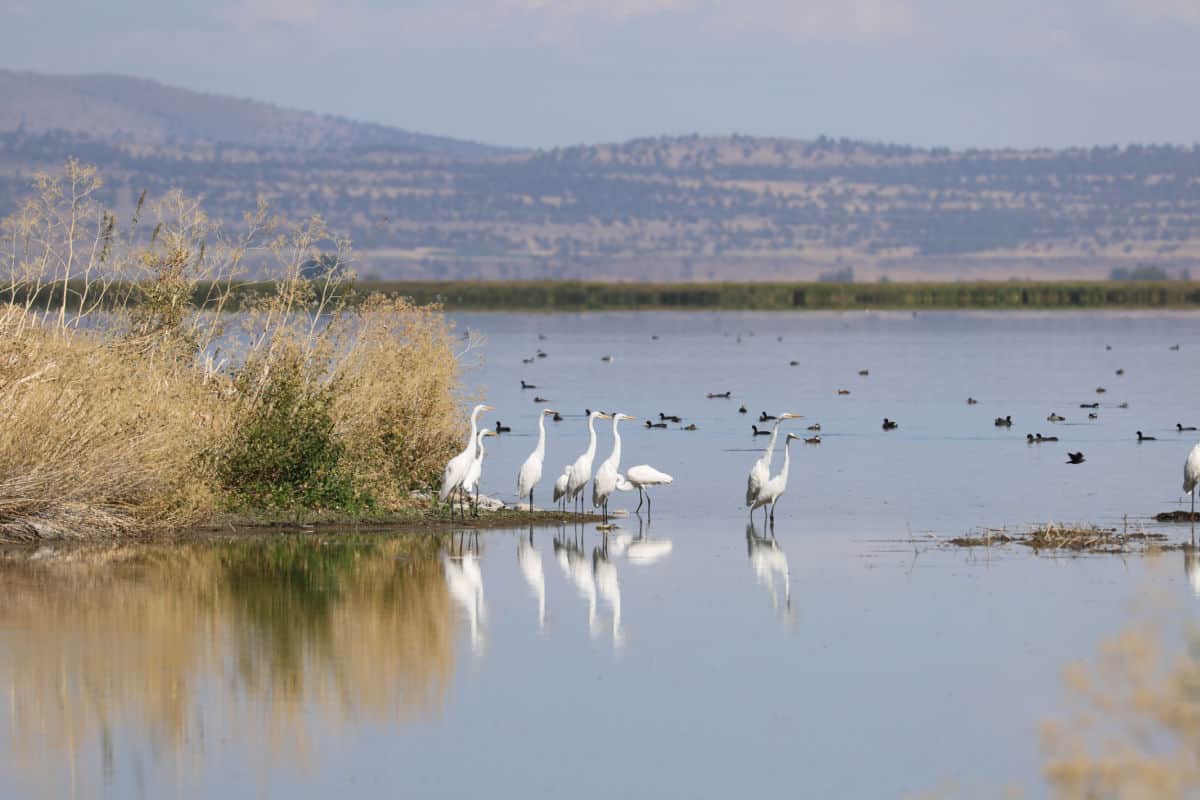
751,433,802,526
567,411,610,513
553,466,572,511
746,412,802,509
594,413,637,523
624,465,673,517
517,408,558,511
518,532,546,629
439,403,493,517
460,429,497,516
1184,440,1200,539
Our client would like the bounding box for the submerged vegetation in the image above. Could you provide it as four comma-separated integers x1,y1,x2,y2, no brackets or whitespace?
945,522,1176,554
0,160,465,540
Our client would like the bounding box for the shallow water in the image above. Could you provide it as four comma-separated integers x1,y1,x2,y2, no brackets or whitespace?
3,311,1200,798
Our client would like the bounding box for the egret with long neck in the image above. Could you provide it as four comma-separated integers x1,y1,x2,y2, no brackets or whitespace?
594,413,636,523
440,403,493,518
752,433,802,526
567,411,609,513
746,412,802,509
518,409,557,511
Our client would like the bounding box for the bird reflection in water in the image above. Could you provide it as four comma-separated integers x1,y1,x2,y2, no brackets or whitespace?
518,526,546,630
554,528,600,638
443,531,486,654
746,521,795,625
593,539,624,647
1185,545,1200,598
614,514,674,566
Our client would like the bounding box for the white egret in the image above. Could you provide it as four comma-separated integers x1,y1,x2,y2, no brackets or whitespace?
517,408,558,511
752,433,802,526
517,533,546,629
440,403,494,517
1185,440,1200,540
553,466,572,512
460,428,497,517
567,411,610,513
593,413,637,523
624,465,674,517
746,412,803,508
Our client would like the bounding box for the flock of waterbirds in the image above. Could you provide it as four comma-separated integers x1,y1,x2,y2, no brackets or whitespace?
439,333,1200,535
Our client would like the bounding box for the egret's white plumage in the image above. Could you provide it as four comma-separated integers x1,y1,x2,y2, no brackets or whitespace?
593,413,635,521
746,413,802,507
440,404,493,505
567,411,609,511
518,536,546,628
752,433,802,524
517,409,557,509
553,466,572,510
459,429,496,511
1185,441,1200,495
624,464,674,516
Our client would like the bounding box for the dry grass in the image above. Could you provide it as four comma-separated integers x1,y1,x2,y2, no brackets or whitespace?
0,161,464,539
946,523,1173,554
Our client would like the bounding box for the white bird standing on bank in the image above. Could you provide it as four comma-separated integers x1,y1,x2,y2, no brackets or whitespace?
746,412,803,509
1185,440,1200,540
594,413,637,523
752,433,802,525
567,411,610,513
517,408,558,511
440,403,494,517
624,465,674,517
460,428,497,516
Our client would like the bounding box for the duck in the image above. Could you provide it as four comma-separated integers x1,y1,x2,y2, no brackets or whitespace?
759,411,777,422
1115,368,1125,376
967,397,978,405
1067,452,1085,464
837,389,851,395
994,415,1012,427
1137,431,1156,442
738,405,748,414
683,424,698,431
751,425,772,436
495,420,512,434
552,411,563,422
789,360,799,367
536,350,548,358
1088,413,1098,420
804,435,821,444
1048,412,1066,422
645,420,667,429
522,357,534,364
659,413,682,423
520,380,537,390
882,418,898,431
1096,386,1107,393
1180,424,1198,432
1026,433,1035,443
1080,402,1099,409
601,355,614,363
858,369,870,376
707,391,732,399
1037,433,1059,442
1118,402,1129,409
1170,344,1181,351
807,423,821,431
533,396,548,404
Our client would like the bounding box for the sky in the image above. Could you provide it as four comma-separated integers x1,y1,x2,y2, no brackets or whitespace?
3,0,1200,150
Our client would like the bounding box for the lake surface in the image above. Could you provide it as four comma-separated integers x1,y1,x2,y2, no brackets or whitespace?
3,310,1200,798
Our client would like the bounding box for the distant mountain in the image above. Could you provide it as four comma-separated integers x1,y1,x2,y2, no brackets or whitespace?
0,69,505,157
1,72,1199,281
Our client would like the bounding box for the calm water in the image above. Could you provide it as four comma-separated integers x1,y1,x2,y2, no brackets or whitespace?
3,311,1200,799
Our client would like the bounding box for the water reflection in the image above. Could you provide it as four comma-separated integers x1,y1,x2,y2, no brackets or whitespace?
746,522,795,625
0,537,456,794
622,517,674,566
443,533,487,654
593,542,623,647
555,530,600,638
518,528,546,630
1184,545,1200,598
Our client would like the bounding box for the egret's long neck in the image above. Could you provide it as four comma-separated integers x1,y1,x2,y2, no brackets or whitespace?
763,419,782,459
467,407,482,447
779,440,792,482
475,432,488,460
534,413,547,459
585,416,598,460
609,418,623,467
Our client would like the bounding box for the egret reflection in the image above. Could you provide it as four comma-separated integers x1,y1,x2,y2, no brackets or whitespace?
746,522,794,624
593,541,624,647
624,515,674,566
443,533,486,654
1185,545,1200,598
518,528,546,630
555,530,600,638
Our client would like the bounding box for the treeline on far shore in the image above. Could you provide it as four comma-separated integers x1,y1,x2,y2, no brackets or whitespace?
12,279,1200,313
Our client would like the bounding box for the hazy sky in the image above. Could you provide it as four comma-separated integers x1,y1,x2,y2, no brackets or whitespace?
4,0,1199,149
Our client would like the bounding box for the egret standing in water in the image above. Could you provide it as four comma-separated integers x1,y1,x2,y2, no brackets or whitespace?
623,465,674,518
567,411,610,514
746,412,803,510
752,433,802,526
517,408,558,511
594,413,637,524
440,403,493,518
1185,440,1200,541
460,428,497,516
